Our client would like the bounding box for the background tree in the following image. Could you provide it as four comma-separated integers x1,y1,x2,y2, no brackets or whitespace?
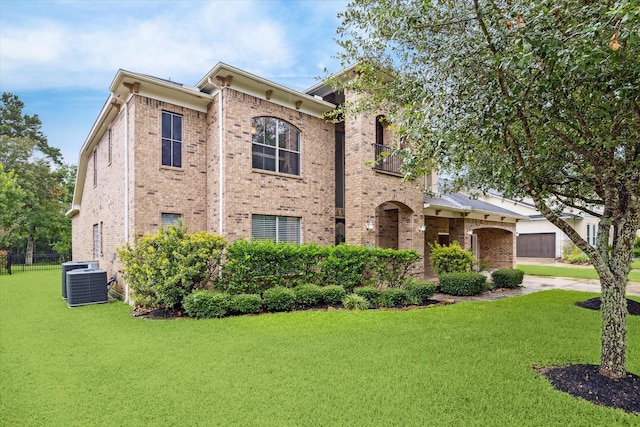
0,164,26,247
0,92,72,262
334,1,639,379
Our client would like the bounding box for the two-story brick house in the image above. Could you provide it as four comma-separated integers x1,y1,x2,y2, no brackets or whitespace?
68,62,523,299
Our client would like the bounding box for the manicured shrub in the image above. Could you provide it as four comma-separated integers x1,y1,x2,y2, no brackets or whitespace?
320,285,346,306
342,294,370,310
439,272,487,296
229,294,262,315
369,248,421,288
183,290,230,319
428,241,474,274
633,237,640,257
118,225,226,309
379,288,414,308
263,286,295,312
404,279,437,304
491,269,524,289
562,241,588,264
319,244,372,291
294,284,323,307
354,286,381,308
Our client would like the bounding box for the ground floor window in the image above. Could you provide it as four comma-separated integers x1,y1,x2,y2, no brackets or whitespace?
251,215,301,244
161,213,182,228
93,224,100,259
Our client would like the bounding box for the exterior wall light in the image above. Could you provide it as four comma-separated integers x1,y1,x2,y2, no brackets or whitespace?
365,221,374,231
418,225,426,233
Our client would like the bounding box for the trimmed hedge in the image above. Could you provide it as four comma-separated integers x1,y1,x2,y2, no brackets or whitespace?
229,294,262,314
183,290,230,319
218,240,420,294
320,285,346,305
342,294,370,310
379,288,414,308
404,279,437,304
491,269,524,289
439,272,487,296
263,286,295,312
354,286,381,308
294,284,323,307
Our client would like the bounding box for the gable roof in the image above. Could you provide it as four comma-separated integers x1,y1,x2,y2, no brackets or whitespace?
424,191,528,221
67,69,215,217
197,62,336,117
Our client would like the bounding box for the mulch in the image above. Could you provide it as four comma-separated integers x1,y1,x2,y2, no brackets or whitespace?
537,296,640,414
536,364,640,414
575,297,640,315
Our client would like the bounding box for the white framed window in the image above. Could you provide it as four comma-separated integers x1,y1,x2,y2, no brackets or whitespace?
252,215,301,244
93,224,100,259
92,148,97,186
251,117,301,175
162,111,182,168
108,128,112,165
587,224,597,246
161,213,182,228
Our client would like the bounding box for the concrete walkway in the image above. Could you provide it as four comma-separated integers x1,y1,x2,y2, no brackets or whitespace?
433,275,640,303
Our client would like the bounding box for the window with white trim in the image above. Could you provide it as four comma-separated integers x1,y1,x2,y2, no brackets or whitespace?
108,128,112,165
93,224,100,259
161,213,182,228
252,215,301,244
587,223,597,246
162,111,182,168
92,148,97,186
251,117,301,175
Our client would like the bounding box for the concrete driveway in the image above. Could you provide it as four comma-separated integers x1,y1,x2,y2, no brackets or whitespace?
432,259,640,302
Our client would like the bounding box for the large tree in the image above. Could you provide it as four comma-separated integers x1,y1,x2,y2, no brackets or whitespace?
334,1,639,378
0,92,71,262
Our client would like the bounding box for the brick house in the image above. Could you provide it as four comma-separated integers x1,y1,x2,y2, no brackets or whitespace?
68,62,523,298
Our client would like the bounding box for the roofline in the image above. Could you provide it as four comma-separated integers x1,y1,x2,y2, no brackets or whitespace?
304,63,359,95
68,69,216,216
196,62,335,117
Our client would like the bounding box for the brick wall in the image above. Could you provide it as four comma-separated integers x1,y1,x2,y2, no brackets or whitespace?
219,88,336,244
71,102,128,295
343,90,425,277
131,96,209,238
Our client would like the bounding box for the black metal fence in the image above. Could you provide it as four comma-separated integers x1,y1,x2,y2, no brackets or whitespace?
0,251,72,275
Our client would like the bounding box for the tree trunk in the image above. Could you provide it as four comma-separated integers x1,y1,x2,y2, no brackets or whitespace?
598,271,628,379
25,234,34,266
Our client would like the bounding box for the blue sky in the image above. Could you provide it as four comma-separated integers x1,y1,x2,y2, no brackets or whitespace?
0,0,348,165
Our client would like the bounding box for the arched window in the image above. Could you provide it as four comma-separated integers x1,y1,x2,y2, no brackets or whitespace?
251,117,301,175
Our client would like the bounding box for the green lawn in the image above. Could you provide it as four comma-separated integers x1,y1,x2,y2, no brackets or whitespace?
1,270,639,426
517,264,640,282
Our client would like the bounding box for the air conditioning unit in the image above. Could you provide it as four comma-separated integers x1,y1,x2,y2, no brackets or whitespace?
61,261,96,300
66,268,108,307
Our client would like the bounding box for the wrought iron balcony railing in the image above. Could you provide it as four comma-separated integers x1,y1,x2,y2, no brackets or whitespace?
373,143,403,175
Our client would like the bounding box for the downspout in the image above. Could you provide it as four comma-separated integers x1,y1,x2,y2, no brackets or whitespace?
218,87,224,235
123,97,130,304
208,77,224,235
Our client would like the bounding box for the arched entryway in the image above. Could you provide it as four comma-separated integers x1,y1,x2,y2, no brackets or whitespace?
375,201,414,250
469,227,516,270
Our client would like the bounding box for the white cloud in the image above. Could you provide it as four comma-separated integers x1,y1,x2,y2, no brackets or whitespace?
0,1,301,90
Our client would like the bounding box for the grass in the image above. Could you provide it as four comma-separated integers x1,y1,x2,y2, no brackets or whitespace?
517,263,640,282
1,270,639,426
632,259,640,270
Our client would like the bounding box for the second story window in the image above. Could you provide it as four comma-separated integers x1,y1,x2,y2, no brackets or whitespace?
251,117,301,176
162,111,182,168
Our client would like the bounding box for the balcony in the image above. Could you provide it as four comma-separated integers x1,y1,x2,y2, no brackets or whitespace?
373,143,403,175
